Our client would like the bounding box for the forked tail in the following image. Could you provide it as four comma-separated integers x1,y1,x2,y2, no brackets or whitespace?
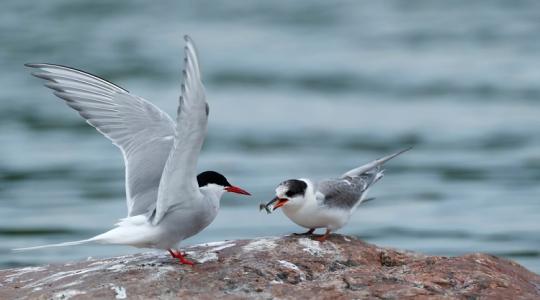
13,238,95,252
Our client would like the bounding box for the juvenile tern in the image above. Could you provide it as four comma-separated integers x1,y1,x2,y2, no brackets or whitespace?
14,36,251,265
262,148,410,242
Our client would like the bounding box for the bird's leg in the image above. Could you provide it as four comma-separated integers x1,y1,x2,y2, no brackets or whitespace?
168,249,195,266
168,249,188,256
313,229,331,242
293,228,315,236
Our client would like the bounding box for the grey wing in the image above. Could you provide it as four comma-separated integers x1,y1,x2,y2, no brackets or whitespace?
316,175,377,210
26,64,176,216
153,35,208,225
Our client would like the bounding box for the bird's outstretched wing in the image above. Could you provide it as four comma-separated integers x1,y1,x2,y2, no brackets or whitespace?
153,35,208,225
26,63,176,216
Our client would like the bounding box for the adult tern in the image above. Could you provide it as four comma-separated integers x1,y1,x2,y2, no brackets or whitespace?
14,36,251,265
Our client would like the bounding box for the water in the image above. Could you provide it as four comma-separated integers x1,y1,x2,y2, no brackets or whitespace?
1,0,539,273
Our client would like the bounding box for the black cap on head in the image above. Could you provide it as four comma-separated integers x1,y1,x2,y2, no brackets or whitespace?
282,179,307,198
197,171,231,187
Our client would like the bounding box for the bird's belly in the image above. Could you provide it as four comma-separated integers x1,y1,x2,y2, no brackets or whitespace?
156,208,217,249
284,206,350,230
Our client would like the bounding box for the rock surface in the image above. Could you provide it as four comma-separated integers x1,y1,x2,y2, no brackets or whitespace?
1,235,539,299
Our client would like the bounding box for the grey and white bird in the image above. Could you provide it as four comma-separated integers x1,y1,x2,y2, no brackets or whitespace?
262,148,411,242
14,36,251,265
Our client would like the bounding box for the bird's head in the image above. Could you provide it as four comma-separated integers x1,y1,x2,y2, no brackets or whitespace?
267,179,308,211
197,171,251,199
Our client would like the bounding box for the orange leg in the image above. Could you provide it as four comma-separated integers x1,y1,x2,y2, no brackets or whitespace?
168,249,195,266
313,229,331,242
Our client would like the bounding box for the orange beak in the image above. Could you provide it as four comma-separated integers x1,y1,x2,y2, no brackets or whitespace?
271,197,289,210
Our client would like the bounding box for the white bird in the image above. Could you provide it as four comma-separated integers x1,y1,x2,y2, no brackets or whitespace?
14,36,251,265
262,148,411,242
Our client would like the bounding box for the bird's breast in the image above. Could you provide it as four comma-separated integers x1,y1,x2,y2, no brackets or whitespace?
283,205,350,230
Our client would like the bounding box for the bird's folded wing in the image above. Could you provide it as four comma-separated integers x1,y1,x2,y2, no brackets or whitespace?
316,178,368,209
26,64,176,216
153,36,208,225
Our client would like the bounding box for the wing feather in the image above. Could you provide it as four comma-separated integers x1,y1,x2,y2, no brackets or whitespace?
153,35,208,225
26,63,176,216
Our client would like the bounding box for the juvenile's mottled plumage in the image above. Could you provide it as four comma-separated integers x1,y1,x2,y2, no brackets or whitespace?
264,147,411,241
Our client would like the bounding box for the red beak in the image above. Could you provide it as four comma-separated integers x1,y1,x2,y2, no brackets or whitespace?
225,185,251,195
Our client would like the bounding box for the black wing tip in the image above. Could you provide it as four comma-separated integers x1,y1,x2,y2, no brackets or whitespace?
25,63,130,93
30,71,53,80
25,63,41,68
25,63,58,68
399,146,414,154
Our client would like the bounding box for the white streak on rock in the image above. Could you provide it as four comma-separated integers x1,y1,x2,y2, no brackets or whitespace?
209,243,235,252
278,260,306,281
4,266,46,283
111,285,127,299
24,265,104,288
278,260,300,271
243,238,277,252
193,240,230,248
59,280,83,289
298,238,327,256
52,289,86,300
186,251,218,263
182,242,235,264
107,264,125,272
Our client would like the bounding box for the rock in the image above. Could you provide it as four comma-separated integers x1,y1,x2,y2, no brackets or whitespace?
1,235,539,299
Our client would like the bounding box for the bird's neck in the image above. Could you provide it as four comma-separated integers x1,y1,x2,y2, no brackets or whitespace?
199,184,224,208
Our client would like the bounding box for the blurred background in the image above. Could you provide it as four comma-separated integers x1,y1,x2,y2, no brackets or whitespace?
1,0,539,272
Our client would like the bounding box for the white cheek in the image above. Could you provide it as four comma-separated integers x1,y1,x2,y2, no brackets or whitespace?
275,185,288,197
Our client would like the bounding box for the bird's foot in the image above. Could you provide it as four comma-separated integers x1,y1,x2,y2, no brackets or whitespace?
293,228,315,236
176,256,195,266
168,249,195,266
313,235,327,242
312,229,331,243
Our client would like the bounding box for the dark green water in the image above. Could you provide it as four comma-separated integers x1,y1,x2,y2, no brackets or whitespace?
1,0,539,273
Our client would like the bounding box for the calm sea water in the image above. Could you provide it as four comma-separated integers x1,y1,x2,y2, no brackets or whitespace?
1,0,539,273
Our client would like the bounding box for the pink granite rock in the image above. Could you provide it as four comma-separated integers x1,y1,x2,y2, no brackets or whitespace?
1,235,539,299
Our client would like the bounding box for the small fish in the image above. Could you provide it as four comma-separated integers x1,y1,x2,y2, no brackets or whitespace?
259,202,272,214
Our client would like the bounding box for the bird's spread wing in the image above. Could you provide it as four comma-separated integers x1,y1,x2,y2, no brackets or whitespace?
26,63,176,216
152,36,208,225
316,176,375,210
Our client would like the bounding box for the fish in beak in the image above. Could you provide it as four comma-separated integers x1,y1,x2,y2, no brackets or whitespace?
259,196,289,214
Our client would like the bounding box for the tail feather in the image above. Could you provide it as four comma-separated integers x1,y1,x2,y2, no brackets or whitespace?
342,147,411,178
13,238,95,252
